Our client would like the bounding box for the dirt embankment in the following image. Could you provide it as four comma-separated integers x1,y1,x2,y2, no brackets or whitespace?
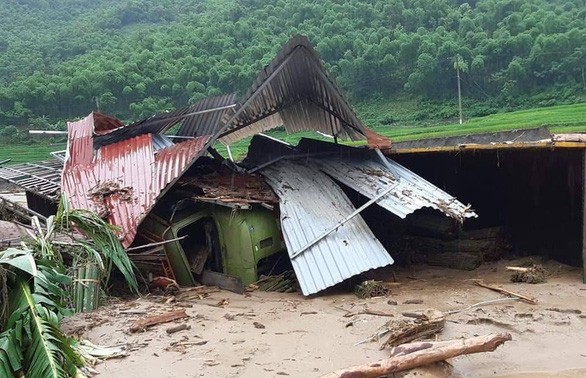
63,259,586,378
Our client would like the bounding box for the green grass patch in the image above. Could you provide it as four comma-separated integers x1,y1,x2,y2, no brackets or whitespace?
0,143,66,164
366,102,586,142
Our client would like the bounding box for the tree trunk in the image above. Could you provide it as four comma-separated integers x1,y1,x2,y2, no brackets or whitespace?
319,333,512,378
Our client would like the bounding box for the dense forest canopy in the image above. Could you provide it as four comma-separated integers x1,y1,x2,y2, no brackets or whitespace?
0,0,584,133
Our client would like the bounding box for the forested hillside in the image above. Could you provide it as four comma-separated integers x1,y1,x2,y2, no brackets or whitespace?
0,0,584,135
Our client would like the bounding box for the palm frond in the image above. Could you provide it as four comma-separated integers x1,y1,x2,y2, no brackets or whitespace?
56,197,138,294
27,216,60,262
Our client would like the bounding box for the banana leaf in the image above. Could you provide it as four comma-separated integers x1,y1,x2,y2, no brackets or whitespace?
1,249,82,378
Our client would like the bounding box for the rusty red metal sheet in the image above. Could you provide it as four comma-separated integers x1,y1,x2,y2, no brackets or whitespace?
92,112,124,135
62,113,209,247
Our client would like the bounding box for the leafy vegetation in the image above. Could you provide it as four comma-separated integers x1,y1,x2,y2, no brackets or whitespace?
0,198,138,377
0,0,584,134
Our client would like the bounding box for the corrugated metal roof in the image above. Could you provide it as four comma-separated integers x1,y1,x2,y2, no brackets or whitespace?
152,134,174,151
93,94,237,147
92,112,125,135
0,159,62,200
175,94,237,138
312,156,476,221
62,113,209,247
219,36,367,145
219,112,284,145
260,160,394,295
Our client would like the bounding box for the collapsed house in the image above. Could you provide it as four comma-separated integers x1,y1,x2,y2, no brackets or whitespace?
388,128,586,282
0,36,475,295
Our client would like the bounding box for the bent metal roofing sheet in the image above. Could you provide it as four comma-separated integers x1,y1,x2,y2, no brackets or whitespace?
218,36,368,145
260,160,394,295
312,156,476,221
93,94,237,148
61,113,209,248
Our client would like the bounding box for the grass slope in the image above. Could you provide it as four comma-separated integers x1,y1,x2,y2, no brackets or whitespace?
0,143,67,164
368,103,586,142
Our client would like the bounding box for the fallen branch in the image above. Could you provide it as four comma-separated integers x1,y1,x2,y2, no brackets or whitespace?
129,309,188,333
445,298,520,315
320,333,512,378
473,280,537,304
344,308,395,318
380,309,445,349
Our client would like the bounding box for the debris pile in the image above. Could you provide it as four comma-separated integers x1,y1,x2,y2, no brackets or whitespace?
508,264,547,283
400,212,510,270
354,280,390,298
250,270,299,293
378,309,446,349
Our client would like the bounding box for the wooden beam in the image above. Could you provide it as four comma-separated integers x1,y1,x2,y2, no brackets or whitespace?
384,141,586,155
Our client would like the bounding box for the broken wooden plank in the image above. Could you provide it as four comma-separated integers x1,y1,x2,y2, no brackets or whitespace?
505,266,530,272
129,309,188,333
473,280,537,304
166,323,190,334
200,270,245,294
320,333,512,378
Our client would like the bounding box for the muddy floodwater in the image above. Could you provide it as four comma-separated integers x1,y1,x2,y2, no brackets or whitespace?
63,259,586,378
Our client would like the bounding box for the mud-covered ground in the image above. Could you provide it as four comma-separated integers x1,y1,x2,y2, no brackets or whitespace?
63,259,586,378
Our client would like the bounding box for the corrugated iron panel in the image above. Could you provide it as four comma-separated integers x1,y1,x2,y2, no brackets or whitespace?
260,161,394,295
65,113,94,166
175,94,237,138
312,156,476,221
219,112,284,145
221,36,367,144
92,112,125,135
0,159,63,200
62,114,209,247
152,134,174,151
93,94,237,147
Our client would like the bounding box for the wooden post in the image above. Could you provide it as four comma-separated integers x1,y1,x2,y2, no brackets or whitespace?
582,150,586,283
456,62,463,125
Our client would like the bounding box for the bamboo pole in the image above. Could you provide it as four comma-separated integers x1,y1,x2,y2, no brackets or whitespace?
75,265,86,313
